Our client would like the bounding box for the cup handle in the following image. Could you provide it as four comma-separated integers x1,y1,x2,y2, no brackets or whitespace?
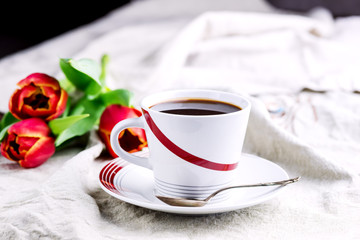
110,117,152,169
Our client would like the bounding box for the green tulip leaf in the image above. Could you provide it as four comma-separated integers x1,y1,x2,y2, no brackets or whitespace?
54,116,98,147
0,112,19,142
55,98,105,147
55,132,90,152
49,114,90,136
61,96,73,118
59,77,76,94
0,112,19,131
100,89,133,107
99,54,109,86
70,58,101,83
60,58,103,98
0,124,12,142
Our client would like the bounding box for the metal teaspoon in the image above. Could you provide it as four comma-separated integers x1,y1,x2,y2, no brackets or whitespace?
156,176,300,207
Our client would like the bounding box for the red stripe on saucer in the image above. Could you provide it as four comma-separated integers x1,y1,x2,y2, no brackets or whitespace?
142,109,237,171
100,161,123,193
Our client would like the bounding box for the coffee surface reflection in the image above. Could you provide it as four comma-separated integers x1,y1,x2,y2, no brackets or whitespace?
150,98,242,116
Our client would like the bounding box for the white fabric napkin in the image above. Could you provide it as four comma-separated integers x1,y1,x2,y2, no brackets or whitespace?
147,9,360,94
1,6,360,240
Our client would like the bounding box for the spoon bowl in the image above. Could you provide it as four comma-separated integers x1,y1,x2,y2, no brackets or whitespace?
156,176,300,207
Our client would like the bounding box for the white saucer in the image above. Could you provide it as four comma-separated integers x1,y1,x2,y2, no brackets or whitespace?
99,153,289,215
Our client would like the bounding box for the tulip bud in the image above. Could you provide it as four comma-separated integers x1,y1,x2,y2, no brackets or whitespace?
1,118,55,168
9,73,68,121
98,105,147,158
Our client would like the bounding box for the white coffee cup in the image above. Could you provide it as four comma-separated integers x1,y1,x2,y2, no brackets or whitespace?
110,89,251,202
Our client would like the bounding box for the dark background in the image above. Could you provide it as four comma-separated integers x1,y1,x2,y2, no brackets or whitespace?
267,0,360,17
1,1,360,60
0,1,131,59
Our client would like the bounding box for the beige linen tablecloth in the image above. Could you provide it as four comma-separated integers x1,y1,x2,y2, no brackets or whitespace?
1,1,359,239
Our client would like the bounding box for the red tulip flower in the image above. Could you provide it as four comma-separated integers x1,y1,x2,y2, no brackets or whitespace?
98,104,147,158
9,73,68,121
1,118,55,168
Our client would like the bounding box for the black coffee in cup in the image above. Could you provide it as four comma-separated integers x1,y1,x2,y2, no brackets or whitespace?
150,98,242,116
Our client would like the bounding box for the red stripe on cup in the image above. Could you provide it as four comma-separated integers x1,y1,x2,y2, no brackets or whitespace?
142,109,238,171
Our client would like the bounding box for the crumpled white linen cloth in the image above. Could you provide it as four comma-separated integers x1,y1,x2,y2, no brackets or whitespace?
1,2,360,239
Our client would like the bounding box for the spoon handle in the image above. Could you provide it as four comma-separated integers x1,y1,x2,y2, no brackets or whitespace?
204,176,301,202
